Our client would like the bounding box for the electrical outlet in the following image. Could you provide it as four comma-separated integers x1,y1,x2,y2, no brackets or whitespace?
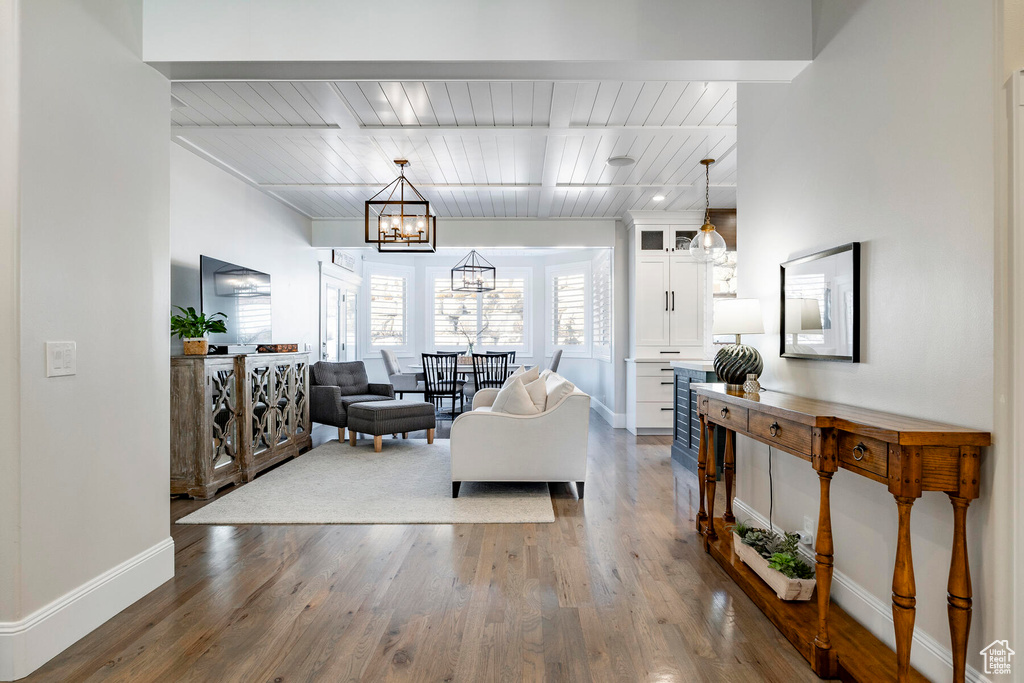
45,341,76,377
800,516,815,545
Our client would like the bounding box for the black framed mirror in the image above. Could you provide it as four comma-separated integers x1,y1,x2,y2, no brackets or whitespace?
780,243,860,362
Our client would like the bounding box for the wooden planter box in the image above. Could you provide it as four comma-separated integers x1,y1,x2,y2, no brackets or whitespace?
732,534,816,601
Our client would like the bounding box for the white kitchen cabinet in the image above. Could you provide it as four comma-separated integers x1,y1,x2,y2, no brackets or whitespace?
631,246,707,358
634,256,672,346
625,211,712,433
635,226,700,255
668,257,704,348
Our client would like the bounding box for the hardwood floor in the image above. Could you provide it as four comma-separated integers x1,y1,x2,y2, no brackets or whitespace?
23,416,818,682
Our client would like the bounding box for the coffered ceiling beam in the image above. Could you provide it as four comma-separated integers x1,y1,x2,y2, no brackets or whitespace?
150,60,810,84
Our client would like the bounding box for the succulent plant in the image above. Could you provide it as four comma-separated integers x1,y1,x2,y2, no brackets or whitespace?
733,524,815,580
768,552,815,580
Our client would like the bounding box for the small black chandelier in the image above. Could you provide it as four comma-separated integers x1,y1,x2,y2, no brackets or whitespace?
364,159,436,253
451,250,496,292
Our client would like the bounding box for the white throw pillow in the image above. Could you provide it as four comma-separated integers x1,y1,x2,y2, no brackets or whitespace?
523,377,547,412
500,365,526,389
544,378,576,410
519,365,541,385
491,379,541,415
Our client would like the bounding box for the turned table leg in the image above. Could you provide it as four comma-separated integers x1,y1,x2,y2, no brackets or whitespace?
696,414,708,533
947,496,972,683
892,496,917,683
813,471,835,672
723,429,736,524
704,424,718,549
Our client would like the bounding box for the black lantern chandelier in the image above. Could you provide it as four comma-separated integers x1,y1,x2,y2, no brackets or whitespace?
364,160,436,253
451,250,496,292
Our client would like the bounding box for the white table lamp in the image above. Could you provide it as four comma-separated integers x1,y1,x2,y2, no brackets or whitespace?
713,298,765,390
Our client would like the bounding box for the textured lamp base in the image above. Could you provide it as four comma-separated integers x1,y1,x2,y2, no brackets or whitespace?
714,344,764,388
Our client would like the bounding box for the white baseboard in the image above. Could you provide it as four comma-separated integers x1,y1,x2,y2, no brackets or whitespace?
731,500,989,683
0,537,174,681
590,399,625,428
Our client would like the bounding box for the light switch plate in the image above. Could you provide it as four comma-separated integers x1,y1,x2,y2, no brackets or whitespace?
46,341,76,377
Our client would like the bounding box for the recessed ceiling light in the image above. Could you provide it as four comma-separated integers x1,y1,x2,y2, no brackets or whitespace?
607,156,636,167
653,195,666,202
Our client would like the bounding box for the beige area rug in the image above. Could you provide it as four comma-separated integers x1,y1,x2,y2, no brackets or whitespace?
177,439,555,525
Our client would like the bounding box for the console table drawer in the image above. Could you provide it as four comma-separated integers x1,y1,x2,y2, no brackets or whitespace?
749,411,813,455
707,399,748,431
838,432,889,478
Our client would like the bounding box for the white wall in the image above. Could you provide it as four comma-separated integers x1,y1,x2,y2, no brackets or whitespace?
2,0,173,678
142,0,812,65
736,1,1002,679
170,144,319,353
0,0,21,627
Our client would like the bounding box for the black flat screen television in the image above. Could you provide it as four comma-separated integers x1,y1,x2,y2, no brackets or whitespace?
200,255,272,345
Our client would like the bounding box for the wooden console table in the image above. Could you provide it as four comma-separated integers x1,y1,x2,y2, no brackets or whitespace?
695,384,988,683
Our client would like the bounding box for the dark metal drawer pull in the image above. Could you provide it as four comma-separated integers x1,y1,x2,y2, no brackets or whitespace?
660,368,674,371
720,407,729,418
661,407,674,411
769,421,780,437
853,443,867,461
661,381,673,385
659,351,680,354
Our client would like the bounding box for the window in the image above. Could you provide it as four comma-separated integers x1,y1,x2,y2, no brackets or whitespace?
427,268,530,352
547,262,591,357
592,250,612,361
432,278,478,347
366,264,412,351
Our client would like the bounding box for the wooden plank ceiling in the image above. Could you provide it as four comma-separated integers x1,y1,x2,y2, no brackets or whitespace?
170,80,737,220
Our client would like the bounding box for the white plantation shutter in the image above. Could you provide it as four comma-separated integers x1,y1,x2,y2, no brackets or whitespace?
368,268,409,348
592,250,612,361
548,263,591,356
480,277,526,347
428,269,529,351
433,277,478,347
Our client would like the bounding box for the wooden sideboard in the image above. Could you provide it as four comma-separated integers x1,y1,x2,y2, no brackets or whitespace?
695,384,989,683
171,352,312,499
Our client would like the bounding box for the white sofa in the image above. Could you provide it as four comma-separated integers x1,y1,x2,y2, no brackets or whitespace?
449,371,591,498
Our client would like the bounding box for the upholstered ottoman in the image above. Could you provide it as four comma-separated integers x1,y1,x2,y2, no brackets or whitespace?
346,400,436,452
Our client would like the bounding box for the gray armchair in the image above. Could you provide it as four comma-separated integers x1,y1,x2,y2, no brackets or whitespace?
381,349,425,399
310,361,394,438
548,349,563,373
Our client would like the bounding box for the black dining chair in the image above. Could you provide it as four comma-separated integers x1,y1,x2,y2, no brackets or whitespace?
486,350,516,363
422,353,465,415
472,352,512,391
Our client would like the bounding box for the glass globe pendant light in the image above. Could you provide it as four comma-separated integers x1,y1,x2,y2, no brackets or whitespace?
689,158,727,263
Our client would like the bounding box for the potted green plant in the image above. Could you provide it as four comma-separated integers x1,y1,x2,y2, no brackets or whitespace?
171,306,227,356
730,521,816,600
